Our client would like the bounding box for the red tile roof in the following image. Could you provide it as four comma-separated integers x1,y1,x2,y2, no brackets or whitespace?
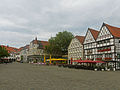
17,47,24,52
18,45,29,52
32,37,38,44
1,45,18,53
33,40,38,44
75,36,85,44
88,28,99,40
40,41,49,49
31,37,49,49
104,23,120,38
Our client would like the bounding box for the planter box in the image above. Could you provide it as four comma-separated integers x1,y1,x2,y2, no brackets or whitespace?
98,48,111,52
96,58,102,60
104,48,111,51
104,57,112,60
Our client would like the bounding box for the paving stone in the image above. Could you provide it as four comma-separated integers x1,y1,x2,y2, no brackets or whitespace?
0,62,120,90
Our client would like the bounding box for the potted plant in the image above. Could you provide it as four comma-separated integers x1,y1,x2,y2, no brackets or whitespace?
53,61,56,65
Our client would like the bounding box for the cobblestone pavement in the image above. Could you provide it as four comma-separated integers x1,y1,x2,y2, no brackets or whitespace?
0,62,120,90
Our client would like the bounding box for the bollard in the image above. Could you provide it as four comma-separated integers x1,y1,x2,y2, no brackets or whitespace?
94,68,97,71
101,69,104,71
113,68,116,71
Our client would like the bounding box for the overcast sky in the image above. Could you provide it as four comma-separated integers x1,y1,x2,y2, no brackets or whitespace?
0,0,120,48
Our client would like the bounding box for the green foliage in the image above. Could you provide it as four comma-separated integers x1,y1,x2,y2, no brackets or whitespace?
45,31,74,56
0,46,9,58
53,61,56,65
33,60,37,63
46,62,49,65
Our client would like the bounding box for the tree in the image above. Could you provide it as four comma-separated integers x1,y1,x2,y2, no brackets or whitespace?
0,46,9,59
45,31,74,56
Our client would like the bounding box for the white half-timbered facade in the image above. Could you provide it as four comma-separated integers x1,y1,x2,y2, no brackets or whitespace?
68,36,84,65
96,23,120,69
83,28,99,60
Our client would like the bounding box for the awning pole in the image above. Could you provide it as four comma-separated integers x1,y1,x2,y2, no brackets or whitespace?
50,55,52,64
44,55,46,63
71,58,72,65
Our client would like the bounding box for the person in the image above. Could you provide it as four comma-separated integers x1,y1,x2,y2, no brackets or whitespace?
4,59,8,64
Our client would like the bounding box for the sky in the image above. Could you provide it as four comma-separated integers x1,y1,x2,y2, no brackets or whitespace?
0,0,120,48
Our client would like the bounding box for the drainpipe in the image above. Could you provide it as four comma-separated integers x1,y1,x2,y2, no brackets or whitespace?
71,57,73,65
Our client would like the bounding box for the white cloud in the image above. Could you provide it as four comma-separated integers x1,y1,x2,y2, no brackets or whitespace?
0,0,120,48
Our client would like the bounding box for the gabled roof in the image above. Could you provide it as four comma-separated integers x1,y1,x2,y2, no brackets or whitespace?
104,23,120,38
18,45,30,52
75,36,85,44
31,37,38,44
88,28,99,40
17,47,23,52
24,45,29,49
31,38,49,49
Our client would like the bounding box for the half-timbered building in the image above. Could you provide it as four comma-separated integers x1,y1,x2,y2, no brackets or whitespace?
68,36,85,65
96,23,120,69
83,28,99,60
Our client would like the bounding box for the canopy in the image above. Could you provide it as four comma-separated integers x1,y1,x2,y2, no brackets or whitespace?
2,58,9,60
47,58,67,61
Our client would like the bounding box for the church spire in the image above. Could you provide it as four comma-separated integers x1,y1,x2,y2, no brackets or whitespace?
33,37,38,44
35,37,37,41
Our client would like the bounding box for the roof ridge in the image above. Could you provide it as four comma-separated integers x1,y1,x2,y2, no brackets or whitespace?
88,28,99,40
75,35,85,44
104,23,120,29
75,35,85,37
104,23,120,38
88,28,99,32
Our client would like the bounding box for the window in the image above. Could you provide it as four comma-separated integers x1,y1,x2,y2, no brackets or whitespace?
119,40,120,43
117,54,120,59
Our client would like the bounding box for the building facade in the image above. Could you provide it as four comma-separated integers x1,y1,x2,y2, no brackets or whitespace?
1,45,18,60
27,37,49,62
68,36,85,65
96,23,120,69
20,45,29,62
83,28,99,61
